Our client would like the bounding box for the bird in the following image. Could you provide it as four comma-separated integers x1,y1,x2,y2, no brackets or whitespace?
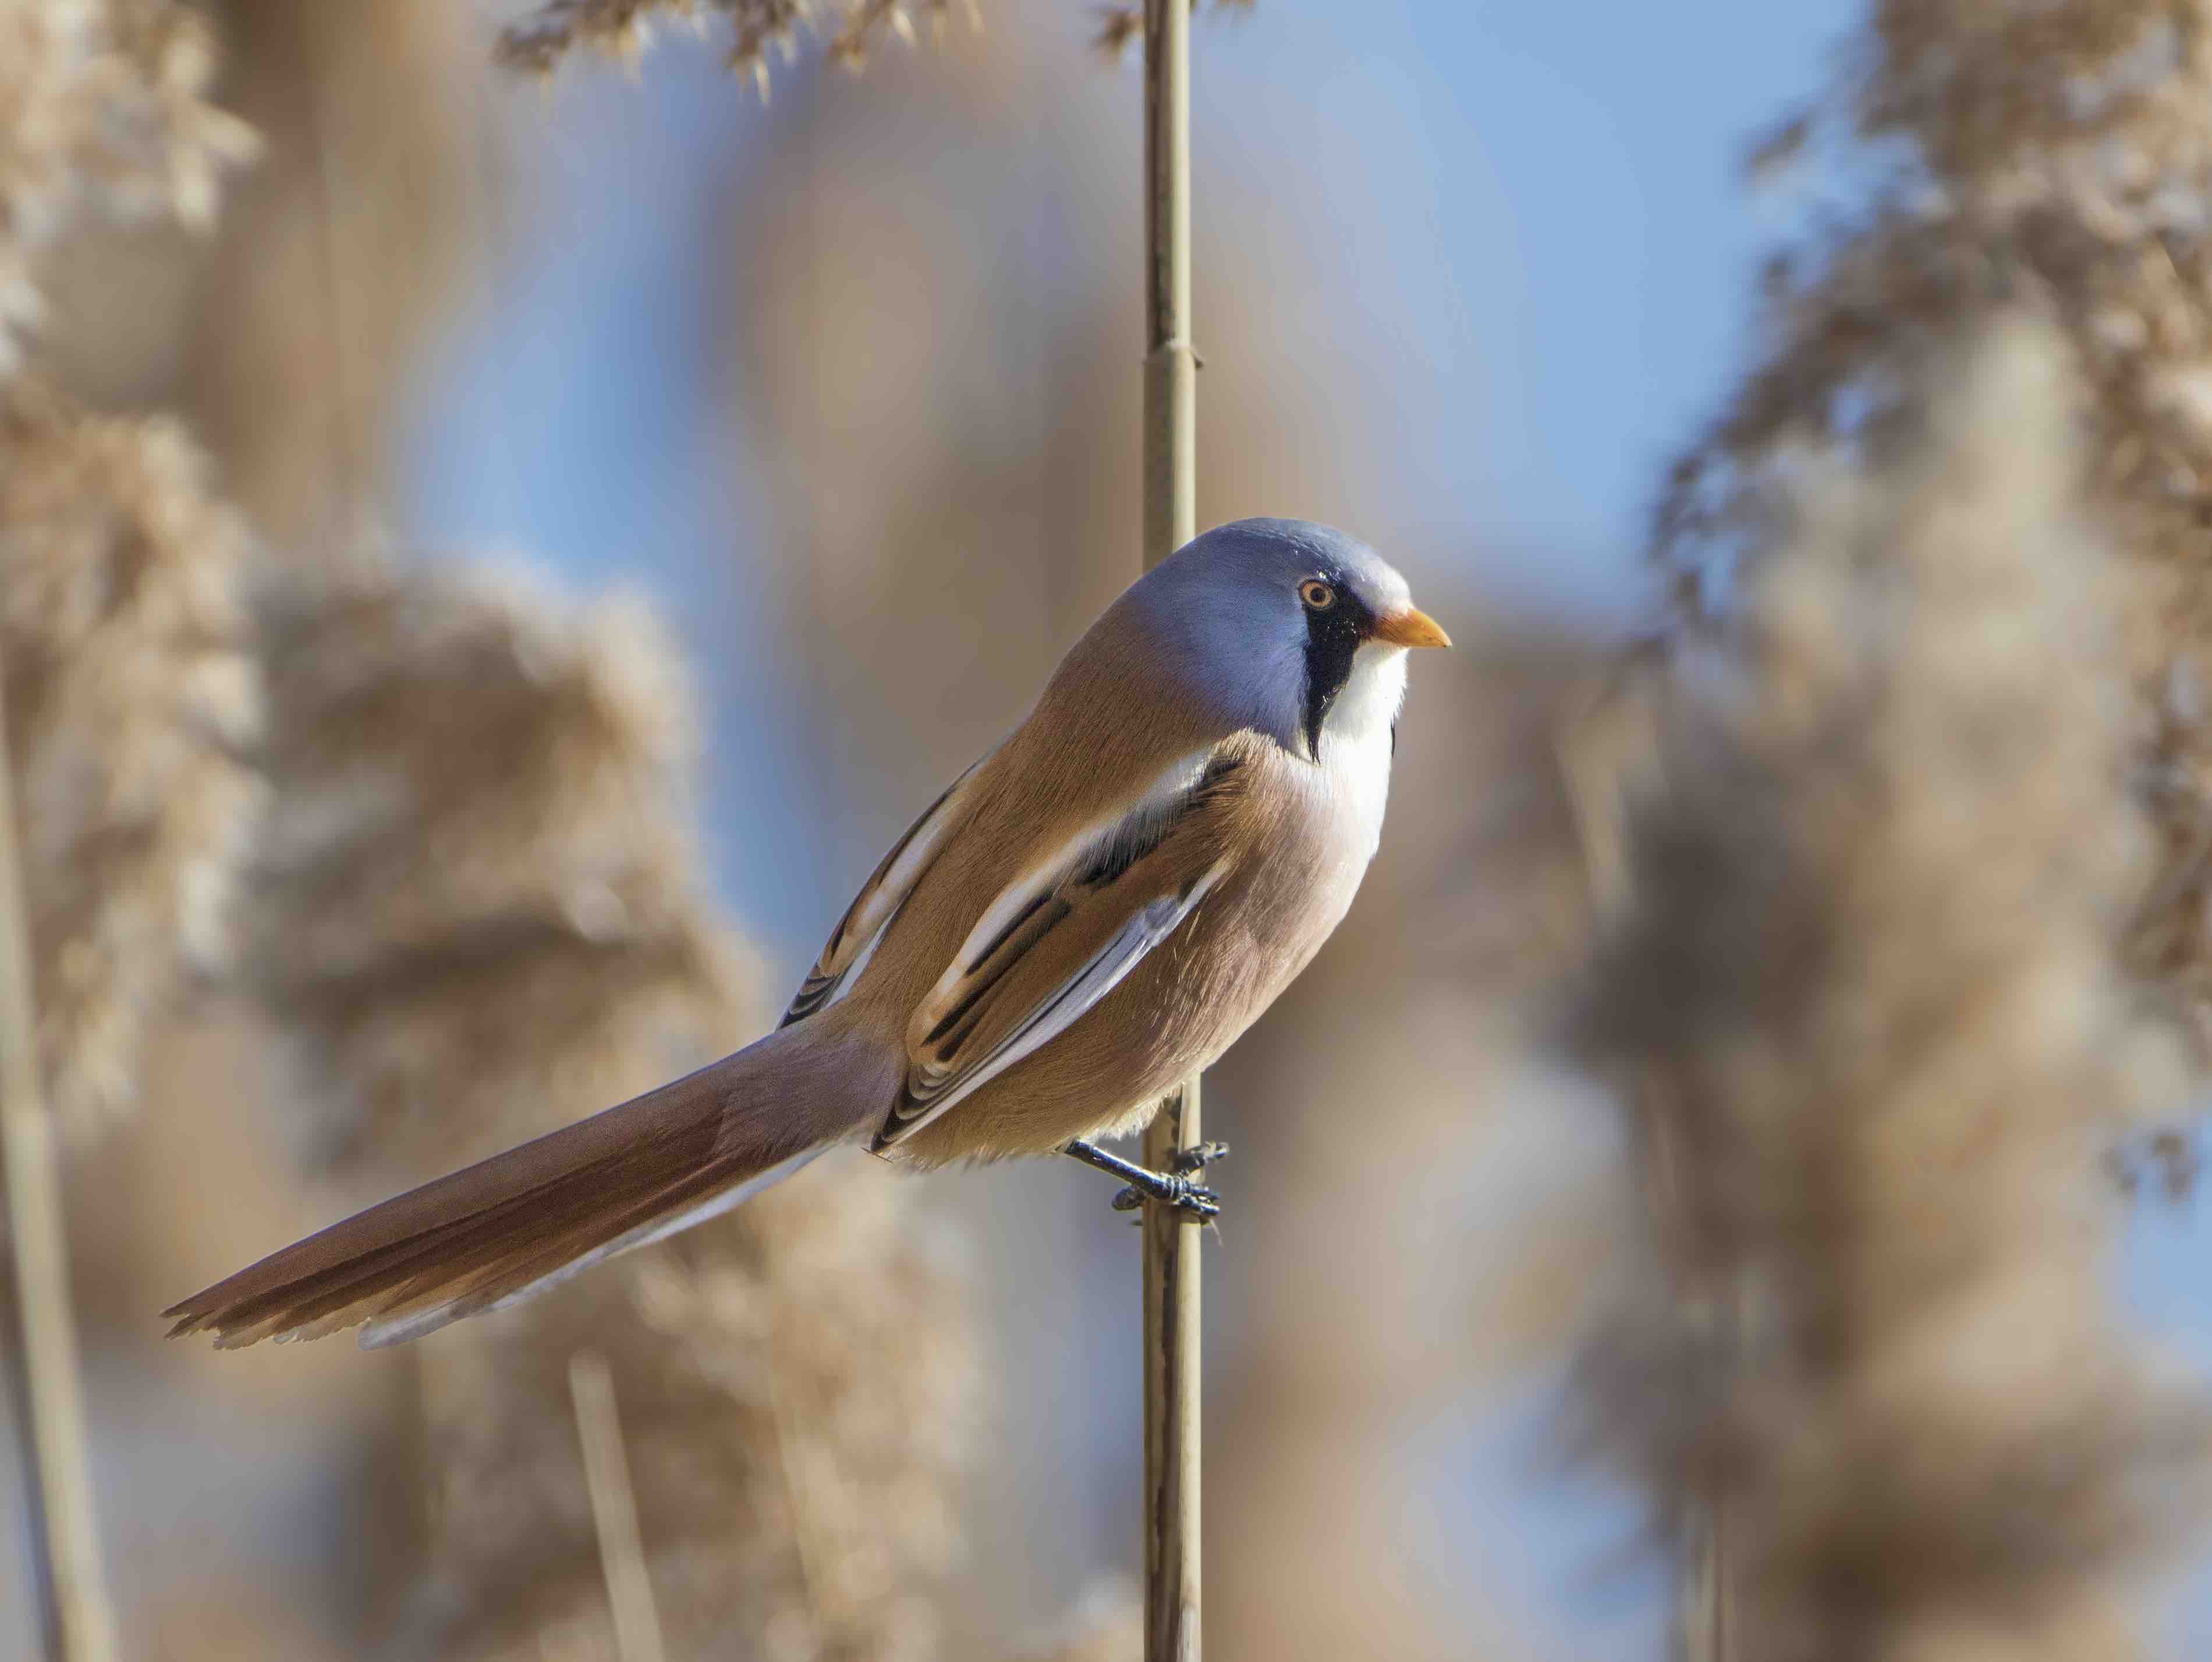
165,518,1449,1349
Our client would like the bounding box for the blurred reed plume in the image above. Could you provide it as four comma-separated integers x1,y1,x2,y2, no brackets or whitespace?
0,375,260,1141
1090,1,1251,59
1571,323,2212,1659
0,0,255,372
405,1156,978,1662
496,0,981,91
2,3,1002,1653
247,560,753,1172
240,555,984,1660
170,0,473,555
1,8,257,1655
0,0,261,1141
1657,0,2212,1072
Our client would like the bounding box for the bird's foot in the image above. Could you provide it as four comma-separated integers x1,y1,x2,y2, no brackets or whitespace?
1063,1137,1225,1221
1108,1170,1221,1221
1172,1140,1229,1176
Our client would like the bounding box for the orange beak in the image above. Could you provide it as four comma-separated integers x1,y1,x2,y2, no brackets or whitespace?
1370,605,1452,650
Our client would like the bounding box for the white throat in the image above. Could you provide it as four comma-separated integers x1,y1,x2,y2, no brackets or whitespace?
1309,640,1403,873
1321,642,1409,754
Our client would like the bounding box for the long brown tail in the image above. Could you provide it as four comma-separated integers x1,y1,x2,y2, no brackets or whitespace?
165,1011,893,1349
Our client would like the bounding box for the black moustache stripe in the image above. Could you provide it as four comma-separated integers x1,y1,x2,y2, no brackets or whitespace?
1300,583,1374,761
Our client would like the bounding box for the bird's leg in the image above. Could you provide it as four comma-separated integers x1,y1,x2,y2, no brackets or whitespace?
1062,1138,1224,1221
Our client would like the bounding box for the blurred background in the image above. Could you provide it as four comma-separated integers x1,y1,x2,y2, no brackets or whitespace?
7,1,2212,1659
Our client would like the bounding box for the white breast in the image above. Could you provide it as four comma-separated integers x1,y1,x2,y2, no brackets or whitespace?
1316,642,1406,866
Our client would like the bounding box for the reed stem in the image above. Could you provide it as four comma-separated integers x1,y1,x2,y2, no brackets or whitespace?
0,647,116,1662
1141,2,1201,1657
568,1349,668,1662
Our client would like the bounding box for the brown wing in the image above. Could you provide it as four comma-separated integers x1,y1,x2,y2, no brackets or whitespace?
872,745,1247,1150
779,747,994,1026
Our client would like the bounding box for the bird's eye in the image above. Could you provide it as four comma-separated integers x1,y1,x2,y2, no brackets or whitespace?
1299,579,1337,611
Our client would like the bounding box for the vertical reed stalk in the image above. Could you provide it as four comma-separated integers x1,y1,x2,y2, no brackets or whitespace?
1561,678,1737,1662
1140,2,1201,1658
568,1349,668,1662
0,657,116,1662
1654,1110,1739,1662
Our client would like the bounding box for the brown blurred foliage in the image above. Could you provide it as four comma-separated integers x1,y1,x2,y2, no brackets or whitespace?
181,0,474,552
497,0,981,94
5,6,991,1659
1658,0,2212,1071
0,0,254,372
1611,5,2212,1649
404,1155,977,1662
249,562,752,1172
240,553,984,1660
22,0,474,553
0,375,260,1140
0,0,260,1139
1578,324,2211,1660
1089,1,1251,59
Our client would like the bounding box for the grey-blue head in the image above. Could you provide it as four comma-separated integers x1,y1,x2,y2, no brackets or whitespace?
1125,518,1450,759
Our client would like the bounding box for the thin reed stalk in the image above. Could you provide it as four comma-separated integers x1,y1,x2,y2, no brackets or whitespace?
1140,2,1201,1657
568,1349,669,1662
0,656,115,1662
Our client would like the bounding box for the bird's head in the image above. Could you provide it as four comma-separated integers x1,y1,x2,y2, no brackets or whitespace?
1133,518,1450,761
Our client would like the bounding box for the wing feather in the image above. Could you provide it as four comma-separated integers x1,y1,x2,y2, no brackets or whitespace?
779,749,992,1026
873,744,1247,1150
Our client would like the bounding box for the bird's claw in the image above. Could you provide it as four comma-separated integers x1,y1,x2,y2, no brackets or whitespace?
1062,1136,1225,1222
1172,1140,1229,1175
1111,1174,1221,1220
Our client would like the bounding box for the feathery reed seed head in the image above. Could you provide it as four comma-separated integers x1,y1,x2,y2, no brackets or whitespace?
1090,0,1252,61
246,559,755,1171
0,0,255,371
411,1157,979,1662
0,375,260,1140
247,558,983,1656
1576,324,2211,1660
495,0,979,95
1658,0,2212,1080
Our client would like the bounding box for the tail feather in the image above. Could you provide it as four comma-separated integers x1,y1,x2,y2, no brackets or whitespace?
165,1015,887,1348
355,1144,825,1349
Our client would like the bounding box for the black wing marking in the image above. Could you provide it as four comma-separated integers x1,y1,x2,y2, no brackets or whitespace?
779,750,992,1027
872,746,1247,1149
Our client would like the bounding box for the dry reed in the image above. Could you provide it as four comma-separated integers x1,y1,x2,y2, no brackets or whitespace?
1,5,997,1657
239,555,983,1660
174,0,472,555
244,559,751,1171
1090,1,1252,60
0,375,261,1140
0,0,254,373
399,1151,976,1662
0,0,263,1140
495,0,980,94
1657,0,2212,1078
1573,323,2211,1660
